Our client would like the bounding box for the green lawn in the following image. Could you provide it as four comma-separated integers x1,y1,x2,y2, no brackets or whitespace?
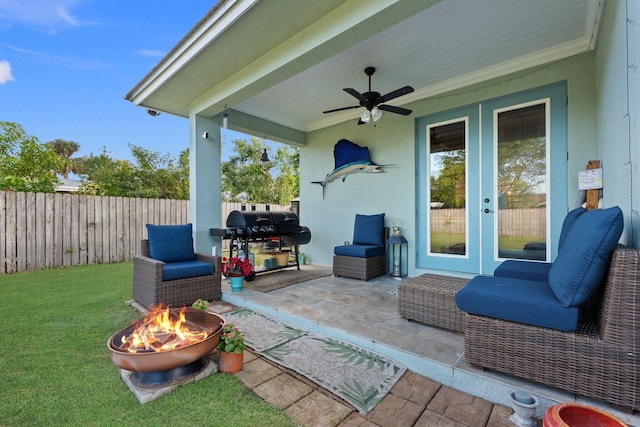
0,263,296,427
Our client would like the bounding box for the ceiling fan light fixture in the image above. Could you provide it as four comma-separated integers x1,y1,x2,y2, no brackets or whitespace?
371,106,382,122
323,67,414,125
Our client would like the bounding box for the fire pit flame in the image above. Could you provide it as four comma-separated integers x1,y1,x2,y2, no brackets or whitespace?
119,305,210,353
108,307,225,373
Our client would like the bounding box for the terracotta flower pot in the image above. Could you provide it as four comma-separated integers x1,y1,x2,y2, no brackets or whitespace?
218,350,244,373
543,403,628,427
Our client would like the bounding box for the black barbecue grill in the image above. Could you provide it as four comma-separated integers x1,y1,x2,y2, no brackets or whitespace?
210,210,311,273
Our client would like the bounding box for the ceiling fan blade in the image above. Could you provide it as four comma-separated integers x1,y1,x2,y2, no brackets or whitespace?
343,88,366,103
378,104,413,115
323,105,360,114
377,86,414,104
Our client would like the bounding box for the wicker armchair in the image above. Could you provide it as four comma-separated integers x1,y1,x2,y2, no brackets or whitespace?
464,246,640,412
333,214,388,281
133,239,221,308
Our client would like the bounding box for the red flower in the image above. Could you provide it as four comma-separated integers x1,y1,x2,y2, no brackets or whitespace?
221,256,254,278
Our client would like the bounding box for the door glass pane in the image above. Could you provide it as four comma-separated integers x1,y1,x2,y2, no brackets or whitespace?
429,120,466,256
496,103,547,261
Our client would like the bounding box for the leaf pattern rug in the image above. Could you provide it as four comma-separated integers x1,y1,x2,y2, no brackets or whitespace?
224,308,406,414
222,308,307,352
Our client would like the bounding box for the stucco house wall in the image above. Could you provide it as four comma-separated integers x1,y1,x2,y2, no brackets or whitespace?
596,0,639,247
301,51,599,275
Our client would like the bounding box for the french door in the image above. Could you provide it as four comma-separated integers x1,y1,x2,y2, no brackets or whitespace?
416,84,567,274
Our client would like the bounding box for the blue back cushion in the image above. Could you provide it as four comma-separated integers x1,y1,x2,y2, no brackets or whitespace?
558,207,586,250
493,208,586,282
146,223,196,263
548,206,623,307
352,213,385,246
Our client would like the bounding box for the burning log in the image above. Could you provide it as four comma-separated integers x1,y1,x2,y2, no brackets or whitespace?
108,307,225,373
116,305,214,354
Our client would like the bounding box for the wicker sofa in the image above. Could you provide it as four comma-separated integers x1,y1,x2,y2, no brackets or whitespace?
463,246,640,412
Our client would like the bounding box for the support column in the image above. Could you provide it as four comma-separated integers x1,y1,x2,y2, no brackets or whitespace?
190,114,222,254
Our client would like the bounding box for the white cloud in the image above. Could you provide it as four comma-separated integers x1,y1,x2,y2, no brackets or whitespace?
136,49,166,58
0,0,80,31
5,44,39,55
55,5,78,26
0,60,14,83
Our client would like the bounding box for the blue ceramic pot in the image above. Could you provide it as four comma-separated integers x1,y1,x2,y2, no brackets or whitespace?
229,276,244,291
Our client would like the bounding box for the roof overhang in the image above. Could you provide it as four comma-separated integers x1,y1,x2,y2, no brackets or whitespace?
125,0,604,135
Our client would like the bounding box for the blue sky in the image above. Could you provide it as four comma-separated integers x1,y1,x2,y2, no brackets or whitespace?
0,0,252,165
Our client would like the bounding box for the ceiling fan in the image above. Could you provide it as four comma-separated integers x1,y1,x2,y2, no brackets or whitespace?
322,67,414,125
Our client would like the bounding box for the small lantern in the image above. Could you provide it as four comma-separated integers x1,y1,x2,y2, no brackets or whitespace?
387,227,408,278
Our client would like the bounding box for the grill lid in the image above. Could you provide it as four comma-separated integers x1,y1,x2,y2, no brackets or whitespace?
225,210,301,236
227,210,276,234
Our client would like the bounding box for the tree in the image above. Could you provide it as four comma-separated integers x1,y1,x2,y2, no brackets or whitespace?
497,137,546,201
221,137,299,204
430,150,466,208
0,121,61,192
75,144,189,199
47,139,80,179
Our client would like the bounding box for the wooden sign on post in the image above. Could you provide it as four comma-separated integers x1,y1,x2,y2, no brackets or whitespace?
585,160,601,210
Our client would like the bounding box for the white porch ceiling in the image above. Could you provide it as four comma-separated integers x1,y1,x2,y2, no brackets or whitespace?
127,0,603,135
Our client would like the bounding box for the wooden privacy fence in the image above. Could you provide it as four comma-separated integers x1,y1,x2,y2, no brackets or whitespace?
430,208,546,238
0,191,290,274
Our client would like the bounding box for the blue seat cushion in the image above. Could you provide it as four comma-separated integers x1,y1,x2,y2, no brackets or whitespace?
456,276,580,331
494,261,552,282
548,206,623,307
163,260,213,281
147,223,196,263
334,244,385,258
352,213,385,246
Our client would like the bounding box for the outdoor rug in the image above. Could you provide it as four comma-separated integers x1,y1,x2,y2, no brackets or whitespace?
223,307,307,352
224,308,406,414
243,265,332,293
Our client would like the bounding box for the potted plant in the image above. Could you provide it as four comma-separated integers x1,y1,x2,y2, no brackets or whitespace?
221,256,255,291
191,298,209,311
217,323,246,373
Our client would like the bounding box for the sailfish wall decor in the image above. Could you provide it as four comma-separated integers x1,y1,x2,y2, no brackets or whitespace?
312,139,391,199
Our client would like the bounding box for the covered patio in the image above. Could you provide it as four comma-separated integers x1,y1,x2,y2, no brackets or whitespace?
124,0,639,423
125,0,638,274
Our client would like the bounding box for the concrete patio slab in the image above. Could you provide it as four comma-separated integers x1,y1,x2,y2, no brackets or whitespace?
218,270,639,426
